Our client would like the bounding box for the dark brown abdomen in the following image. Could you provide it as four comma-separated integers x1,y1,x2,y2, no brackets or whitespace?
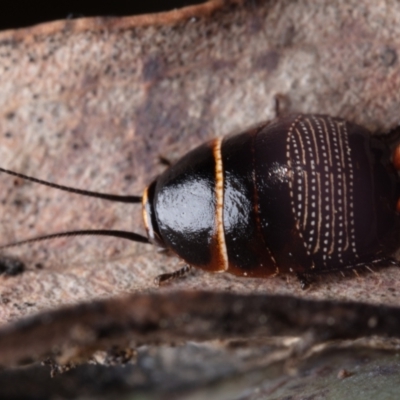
252,114,398,274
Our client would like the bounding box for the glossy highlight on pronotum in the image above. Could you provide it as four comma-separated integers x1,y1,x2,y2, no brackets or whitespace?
0,114,399,288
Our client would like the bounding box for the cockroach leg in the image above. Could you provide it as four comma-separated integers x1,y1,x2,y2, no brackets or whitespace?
273,93,291,117
352,269,360,278
354,256,400,272
387,257,400,267
296,273,314,290
155,265,192,286
364,265,375,274
158,155,172,167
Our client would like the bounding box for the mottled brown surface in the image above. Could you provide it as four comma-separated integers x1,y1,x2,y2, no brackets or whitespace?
0,0,399,325
1,291,400,366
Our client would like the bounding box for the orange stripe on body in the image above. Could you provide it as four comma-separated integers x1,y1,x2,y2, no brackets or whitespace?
213,138,229,271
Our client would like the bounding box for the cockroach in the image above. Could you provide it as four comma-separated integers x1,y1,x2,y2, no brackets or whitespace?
0,113,399,288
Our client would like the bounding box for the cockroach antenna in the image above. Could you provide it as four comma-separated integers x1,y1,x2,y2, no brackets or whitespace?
0,166,149,249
